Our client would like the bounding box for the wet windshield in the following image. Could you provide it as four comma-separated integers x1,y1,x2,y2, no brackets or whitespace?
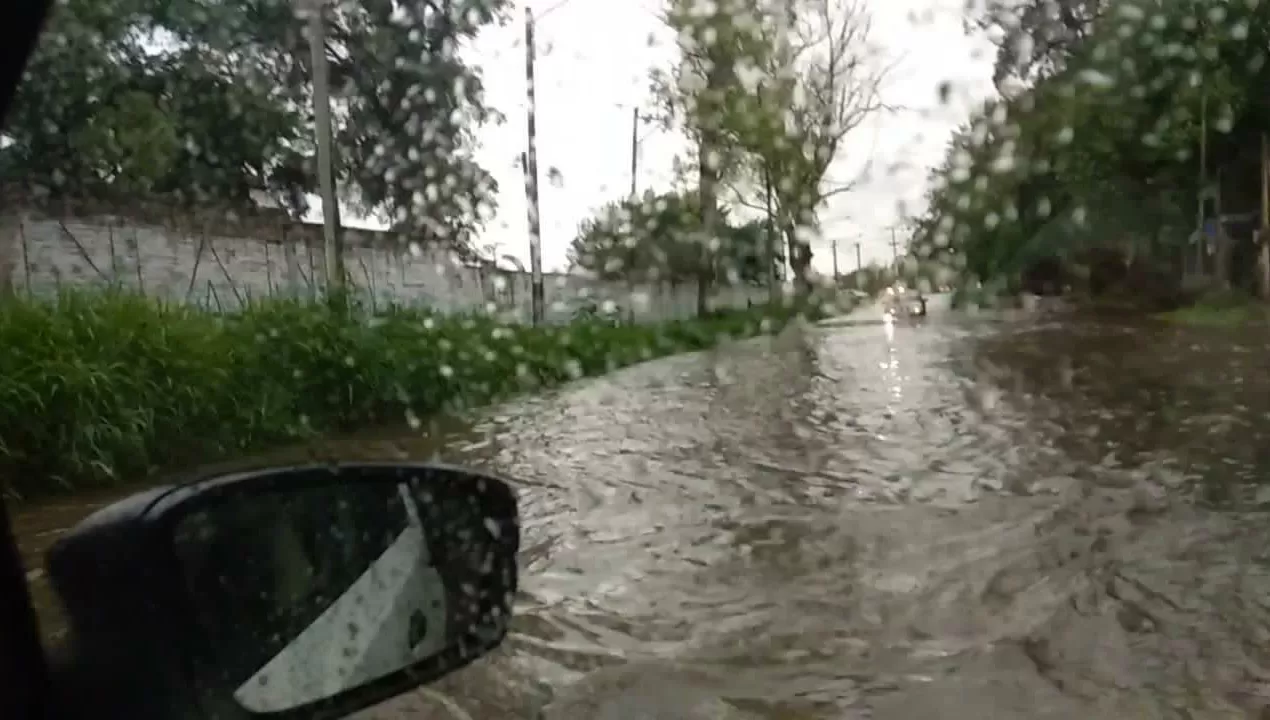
8,0,1270,717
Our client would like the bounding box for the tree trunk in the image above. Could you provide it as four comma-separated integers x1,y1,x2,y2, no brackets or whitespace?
697,132,718,318
1214,168,1231,290
697,159,715,316
695,42,733,319
785,222,812,299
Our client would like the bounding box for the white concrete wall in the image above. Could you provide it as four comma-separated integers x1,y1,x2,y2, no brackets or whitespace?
0,211,770,324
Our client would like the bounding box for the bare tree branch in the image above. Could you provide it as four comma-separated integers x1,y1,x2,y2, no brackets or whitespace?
817,174,865,200
733,0,891,215
724,178,770,211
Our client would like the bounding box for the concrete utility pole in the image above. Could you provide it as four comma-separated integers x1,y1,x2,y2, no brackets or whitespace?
307,0,344,296
831,238,840,282
629,106,639,198
523,7,544,325
855,242,862,271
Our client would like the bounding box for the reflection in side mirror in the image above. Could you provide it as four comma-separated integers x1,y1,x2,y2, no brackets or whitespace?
46,463,519,720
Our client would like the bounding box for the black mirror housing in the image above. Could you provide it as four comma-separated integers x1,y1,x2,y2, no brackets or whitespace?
45,463,520,720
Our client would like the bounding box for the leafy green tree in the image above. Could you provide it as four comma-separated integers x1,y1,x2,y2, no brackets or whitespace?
972,0,1103,90
568,192,702,285
717,219,784,286
326,0,505,244
66,91,180,195
2,0,505,249
568,191,782,286
919,0,1270,294
655,0,770,312
3,0,314,209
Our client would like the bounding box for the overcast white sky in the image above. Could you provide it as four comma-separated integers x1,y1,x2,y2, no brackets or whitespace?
343,0,998,275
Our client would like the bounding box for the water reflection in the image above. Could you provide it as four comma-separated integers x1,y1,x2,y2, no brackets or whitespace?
880,315,901,422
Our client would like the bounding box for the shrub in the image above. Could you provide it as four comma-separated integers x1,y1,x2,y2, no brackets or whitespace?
0,291,812,499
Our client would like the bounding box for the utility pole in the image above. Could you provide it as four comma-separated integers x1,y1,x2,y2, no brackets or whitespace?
523,7,544,325
887,226,904,288
855,242,862,271
629,106,639,198
831,238,840,282
764,161,778,301
307,0,344,298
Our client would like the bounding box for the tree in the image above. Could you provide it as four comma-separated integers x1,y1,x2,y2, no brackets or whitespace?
656,0,783,313
747,0,892,295
568,192,700,284
2,0,314,210
567,191,782,286
2,0,506,254
972,0,1104,90
326,0,505,246
656,0,892,300
917,0,1270,294
718,219,785,286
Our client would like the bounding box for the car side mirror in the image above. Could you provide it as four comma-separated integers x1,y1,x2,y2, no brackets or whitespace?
44,462,520,720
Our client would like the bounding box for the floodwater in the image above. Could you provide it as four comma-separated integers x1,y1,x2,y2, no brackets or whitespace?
16,300,1270,719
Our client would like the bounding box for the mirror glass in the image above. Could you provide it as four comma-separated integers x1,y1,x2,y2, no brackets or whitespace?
170,472,512,714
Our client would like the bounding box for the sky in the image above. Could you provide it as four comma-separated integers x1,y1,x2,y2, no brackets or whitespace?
337,0,999,276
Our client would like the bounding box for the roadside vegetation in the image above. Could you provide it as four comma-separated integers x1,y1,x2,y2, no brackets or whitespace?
902,0,1270,317
1157,289,1270,328
0,292,819,501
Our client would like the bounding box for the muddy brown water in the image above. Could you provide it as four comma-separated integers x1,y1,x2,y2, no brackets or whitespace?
16,304,1270,719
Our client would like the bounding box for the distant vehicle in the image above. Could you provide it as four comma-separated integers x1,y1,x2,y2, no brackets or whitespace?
882,285,927,319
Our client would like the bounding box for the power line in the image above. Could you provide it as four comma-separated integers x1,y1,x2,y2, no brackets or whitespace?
535,0,578,22
496,0,579,54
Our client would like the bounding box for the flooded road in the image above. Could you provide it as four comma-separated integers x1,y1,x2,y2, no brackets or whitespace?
17,305,1270,718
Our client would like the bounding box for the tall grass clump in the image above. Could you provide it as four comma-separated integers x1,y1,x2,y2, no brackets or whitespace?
0,290,816,499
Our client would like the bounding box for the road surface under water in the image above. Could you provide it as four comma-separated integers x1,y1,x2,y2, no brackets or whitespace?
15,302,1270,719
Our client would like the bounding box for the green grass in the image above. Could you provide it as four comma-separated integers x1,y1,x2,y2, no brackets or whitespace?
1157,304,1257,327
1155,288,1268,328
0,291,816,500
